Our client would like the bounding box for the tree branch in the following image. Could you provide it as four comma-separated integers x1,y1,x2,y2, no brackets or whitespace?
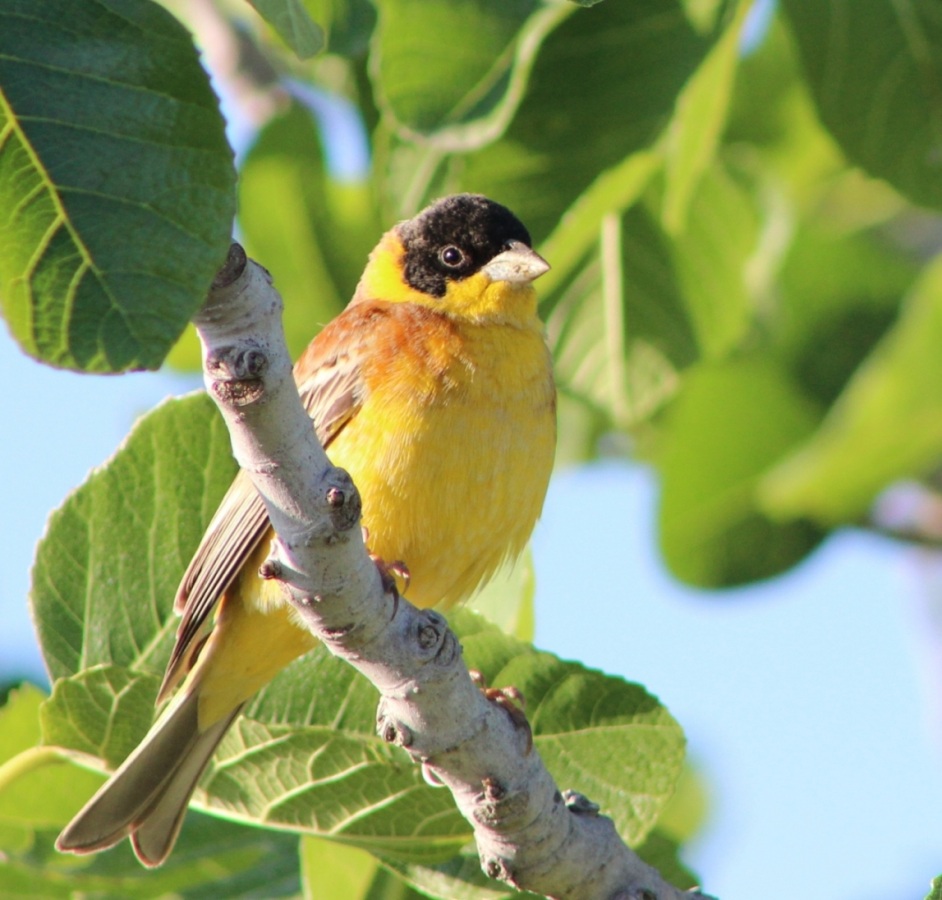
193,243,714,900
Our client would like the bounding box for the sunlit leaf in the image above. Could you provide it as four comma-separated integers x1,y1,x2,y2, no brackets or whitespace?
30,393,236,682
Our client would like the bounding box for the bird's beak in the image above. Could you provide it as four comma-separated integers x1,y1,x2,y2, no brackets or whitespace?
482,241,550,285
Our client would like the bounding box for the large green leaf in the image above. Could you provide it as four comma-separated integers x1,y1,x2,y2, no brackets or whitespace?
761,253,942,524
781,0,942,210
30,393,237,683
40,616,683,868
0,0,236,372
205,611,680,860
657,357,825,587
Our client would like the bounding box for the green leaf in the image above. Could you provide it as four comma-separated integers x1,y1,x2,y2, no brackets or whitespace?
925,875,942,900
41,668,159,769
30,393,237,682
302,837,430,899
657,357,825,587
380,847,533,900
0,0,236,372
198,613,681,860
373,0,539,136
662,0,750,233
548,204,699,432
761,253,942,524
0,812,302,899
781,0,942,209
449,0,708,244
250,0,325,59
41,579,682,869
669,161,759,360
776,219,916,407
0,685,102,852
497,650,684,845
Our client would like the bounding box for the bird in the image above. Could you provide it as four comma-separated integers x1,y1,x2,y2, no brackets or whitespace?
55,193,557,867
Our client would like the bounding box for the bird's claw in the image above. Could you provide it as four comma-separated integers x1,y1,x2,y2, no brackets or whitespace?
370,554,410,594
363,526,411,599
469,669,533,754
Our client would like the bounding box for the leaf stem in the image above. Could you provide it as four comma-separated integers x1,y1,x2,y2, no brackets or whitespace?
0,745,72,793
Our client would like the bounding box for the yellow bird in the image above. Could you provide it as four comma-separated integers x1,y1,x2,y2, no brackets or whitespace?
56,193,556,867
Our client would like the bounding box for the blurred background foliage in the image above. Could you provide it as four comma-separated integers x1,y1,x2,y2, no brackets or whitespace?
3,0,942,896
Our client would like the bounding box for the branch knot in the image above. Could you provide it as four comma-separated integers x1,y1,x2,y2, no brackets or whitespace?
322,468,361,533
206,343,268,406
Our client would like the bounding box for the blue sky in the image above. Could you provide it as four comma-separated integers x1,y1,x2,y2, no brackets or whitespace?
2,322,940,899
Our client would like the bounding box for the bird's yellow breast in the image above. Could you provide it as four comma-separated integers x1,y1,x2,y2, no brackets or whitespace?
329,308,556,609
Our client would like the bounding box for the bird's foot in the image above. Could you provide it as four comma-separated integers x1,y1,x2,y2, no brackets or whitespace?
362,526,411,599
370,553,411,602
469,669,533,754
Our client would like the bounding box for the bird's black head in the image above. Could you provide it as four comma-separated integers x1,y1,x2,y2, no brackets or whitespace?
398,194,533,298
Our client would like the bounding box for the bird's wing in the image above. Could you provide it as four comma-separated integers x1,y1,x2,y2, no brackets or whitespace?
156,313,371,703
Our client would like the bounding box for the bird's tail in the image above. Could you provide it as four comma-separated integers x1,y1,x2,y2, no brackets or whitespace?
56,688,241,867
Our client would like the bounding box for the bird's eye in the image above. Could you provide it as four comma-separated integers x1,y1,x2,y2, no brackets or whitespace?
439,245,465,268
